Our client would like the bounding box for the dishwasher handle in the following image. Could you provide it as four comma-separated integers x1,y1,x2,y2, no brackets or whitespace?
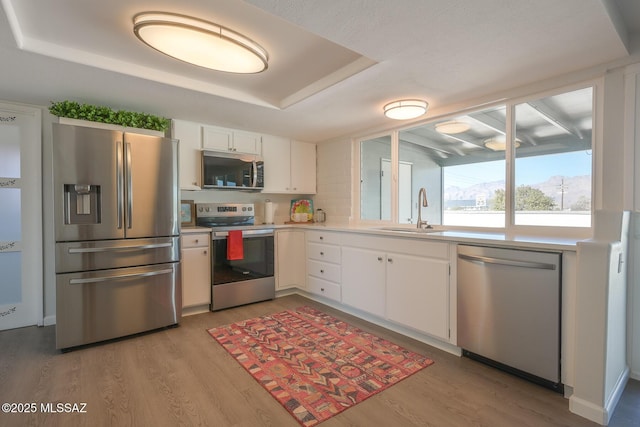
458,253,556,270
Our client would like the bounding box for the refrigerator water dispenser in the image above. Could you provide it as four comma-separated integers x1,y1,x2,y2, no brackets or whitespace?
64,184,101,224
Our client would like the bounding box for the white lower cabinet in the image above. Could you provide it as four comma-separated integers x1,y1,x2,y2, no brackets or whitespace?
276,230,306,290
341,234,451,341
385,252,450,341
181,233,211,309
306,231,341,301
341,247,386,317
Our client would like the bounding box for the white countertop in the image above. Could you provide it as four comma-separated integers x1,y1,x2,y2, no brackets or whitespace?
180,226,212,234
181,222,581,251
272,223,582,251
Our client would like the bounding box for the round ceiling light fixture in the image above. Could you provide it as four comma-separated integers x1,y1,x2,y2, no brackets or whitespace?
435,120,470,134
484,136,521,151
383,99,428,120
133,12,269,74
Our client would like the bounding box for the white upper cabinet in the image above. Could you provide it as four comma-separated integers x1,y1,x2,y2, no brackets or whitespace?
202,125,262,155
172,119,202,190
290,140,316,194
262,134,316,194
262,135,291,192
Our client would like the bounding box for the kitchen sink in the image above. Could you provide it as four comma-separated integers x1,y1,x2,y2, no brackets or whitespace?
375,226,440,234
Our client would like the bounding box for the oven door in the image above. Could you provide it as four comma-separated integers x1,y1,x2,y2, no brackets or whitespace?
210,229,275,310
212,230,274,284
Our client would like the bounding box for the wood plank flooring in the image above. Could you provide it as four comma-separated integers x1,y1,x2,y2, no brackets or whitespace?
0,294,637,427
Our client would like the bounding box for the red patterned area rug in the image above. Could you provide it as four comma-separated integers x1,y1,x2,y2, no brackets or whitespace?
207,306,434,426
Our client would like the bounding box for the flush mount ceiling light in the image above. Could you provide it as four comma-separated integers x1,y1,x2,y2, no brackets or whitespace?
383,99,428,120
133,12,269,74
435,120,470,134
484,136,521,151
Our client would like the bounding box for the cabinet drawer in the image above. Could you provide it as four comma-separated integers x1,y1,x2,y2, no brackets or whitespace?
307,276,341,302
307,260,340,283
181,234,210,248
306,231,341,245
307,243,340,263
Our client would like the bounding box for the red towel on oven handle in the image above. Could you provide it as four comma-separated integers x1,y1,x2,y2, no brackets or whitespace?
227,230,244,260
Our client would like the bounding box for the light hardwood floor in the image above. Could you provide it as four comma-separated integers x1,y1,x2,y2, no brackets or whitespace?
0,294,637,427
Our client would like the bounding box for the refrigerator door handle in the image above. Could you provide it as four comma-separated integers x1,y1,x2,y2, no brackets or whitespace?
116,141,124,229
125,142,133,229
68,242,173,254
69,268,174,285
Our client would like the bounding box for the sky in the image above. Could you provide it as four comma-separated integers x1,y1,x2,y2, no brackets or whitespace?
444,150,592,189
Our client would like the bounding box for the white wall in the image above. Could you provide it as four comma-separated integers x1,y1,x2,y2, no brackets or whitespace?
314,138,352,225
627,64,640,379
42,110,57,325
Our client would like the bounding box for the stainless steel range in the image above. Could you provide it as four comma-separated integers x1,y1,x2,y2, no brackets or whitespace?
196,203,275,311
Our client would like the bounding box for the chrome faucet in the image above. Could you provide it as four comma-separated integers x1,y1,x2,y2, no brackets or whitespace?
417,187,430,229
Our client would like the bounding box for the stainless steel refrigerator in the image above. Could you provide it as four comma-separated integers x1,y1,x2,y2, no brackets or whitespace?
52,123,181,350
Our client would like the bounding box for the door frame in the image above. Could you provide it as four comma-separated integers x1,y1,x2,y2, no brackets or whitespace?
0,101,43,328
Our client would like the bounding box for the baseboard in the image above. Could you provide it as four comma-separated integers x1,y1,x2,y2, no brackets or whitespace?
570,396,608,425
569,366,630,425
605,367,630,422
43,315,56,326
182,305,210,317
284,289,462,357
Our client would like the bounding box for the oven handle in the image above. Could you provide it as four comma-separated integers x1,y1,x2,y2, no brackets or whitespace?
212,229,274,240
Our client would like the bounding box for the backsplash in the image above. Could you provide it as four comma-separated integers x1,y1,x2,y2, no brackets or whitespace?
179,190,306,225
314,139,352,225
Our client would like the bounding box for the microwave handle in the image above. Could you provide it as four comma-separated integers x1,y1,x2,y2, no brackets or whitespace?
251,160,258,188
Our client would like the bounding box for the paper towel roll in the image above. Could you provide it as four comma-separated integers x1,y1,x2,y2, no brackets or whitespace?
264,200,274,224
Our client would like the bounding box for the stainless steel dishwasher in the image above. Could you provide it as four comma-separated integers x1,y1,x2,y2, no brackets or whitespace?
457,245,562,391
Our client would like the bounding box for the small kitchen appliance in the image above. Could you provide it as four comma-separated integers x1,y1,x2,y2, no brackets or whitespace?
314,209,326,223
201,150,264,190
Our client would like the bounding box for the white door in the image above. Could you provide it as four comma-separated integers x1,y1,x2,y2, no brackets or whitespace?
0,102,42,330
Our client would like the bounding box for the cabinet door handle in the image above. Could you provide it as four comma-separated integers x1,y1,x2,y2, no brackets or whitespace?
388,258,393,263
203,250,208,255
319,236,324,240
194,239,199,243
320,269,324,274
320,251,324,256
320,288,325,292
377,256,383,261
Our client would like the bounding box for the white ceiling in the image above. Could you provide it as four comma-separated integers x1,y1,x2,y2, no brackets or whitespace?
0,0,638,143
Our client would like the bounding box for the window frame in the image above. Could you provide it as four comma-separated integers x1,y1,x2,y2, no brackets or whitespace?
354,81,599,239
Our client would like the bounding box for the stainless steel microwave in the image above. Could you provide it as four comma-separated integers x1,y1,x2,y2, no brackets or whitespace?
201,150,264,190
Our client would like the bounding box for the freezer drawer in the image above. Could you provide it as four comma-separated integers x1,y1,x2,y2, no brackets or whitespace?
457,245,561,388
55,236,180,273
56,262,181,349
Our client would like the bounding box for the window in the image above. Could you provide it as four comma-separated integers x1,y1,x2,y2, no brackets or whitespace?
514,87,593,227
358,85,594,233
360,135,391,221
